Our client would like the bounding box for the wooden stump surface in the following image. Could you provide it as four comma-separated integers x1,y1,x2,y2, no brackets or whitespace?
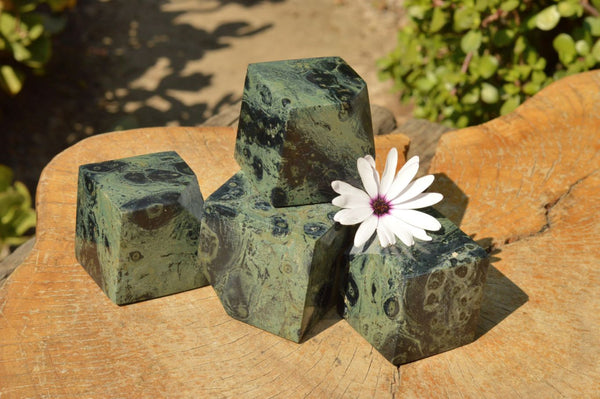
1,71,599,397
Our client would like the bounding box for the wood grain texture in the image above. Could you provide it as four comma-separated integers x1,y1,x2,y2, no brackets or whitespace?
2,70,600,397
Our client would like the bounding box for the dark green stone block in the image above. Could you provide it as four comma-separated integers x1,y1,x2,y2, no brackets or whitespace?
234,56,374,207
199,171,352,342
75,151,208,305
342,209,489,365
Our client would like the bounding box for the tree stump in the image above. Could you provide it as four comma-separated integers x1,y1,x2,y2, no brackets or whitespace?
1,71,599,397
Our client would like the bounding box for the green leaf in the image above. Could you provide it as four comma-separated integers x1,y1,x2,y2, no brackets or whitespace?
14,182,32,209
16,0,38,13
415,77,436,91
500,96,520,115
413,106,428,119
453,7,480,32
430,7,447,33
23,36,51,68
12,209,36,236
501,0,520,12
475,0,491,12
21,13,45,41
28,23,44,41
592,39,600,61
503,83,521,95
533,57,547,70
481,83,499,104
514,36,527,55
0,13,18,40
515,64,532,79
584,17,600,37
461,30,482,53
462,87,480,104
536,5,561,31
455,115,470,128
479,55,499,78
531,70,548,84
576,39,590,55
557,1,583,17
10,42,32,62
0,65,25,95
523,81,540,95
0,165,14,192
408,5,427,20
553,33,577,65
493,29,516,47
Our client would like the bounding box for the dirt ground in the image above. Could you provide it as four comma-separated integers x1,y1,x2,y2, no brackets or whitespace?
0,0,408,195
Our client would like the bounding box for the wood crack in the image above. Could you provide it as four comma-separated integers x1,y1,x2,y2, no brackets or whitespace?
390,367,400,398
502,170,598,247
538,170,597,235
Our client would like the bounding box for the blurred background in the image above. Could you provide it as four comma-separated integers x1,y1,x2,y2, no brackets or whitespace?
2,0,599,259
0,0,405,195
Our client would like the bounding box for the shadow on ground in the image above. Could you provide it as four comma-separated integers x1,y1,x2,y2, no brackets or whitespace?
0,0,279,195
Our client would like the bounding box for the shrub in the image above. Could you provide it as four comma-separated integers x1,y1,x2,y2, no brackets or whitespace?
0,164,35,260
0,0,76,96
378,0,600,127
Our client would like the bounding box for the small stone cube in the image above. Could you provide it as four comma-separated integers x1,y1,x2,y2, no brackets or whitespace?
235,56,374,207
75,151,207,305
199,171,352,342
342,209,489,365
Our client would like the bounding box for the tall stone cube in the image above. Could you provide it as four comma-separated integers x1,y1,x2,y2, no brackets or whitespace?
75,151,208,305
343,209,489,365
199,171,352,342
234,56,374,207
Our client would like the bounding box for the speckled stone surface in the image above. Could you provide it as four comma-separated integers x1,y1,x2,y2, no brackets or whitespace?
75,151,207,305
199,171,352,342
234,56,374,207
342,208,489,365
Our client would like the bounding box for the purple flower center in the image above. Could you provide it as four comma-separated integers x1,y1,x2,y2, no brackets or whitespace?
371,196,391,217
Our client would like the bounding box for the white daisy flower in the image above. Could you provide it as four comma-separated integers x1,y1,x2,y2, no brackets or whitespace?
331,148,443,248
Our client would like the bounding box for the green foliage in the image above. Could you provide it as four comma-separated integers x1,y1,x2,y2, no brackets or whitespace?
0,164,35,259
378,0,600,127
0,0,76,96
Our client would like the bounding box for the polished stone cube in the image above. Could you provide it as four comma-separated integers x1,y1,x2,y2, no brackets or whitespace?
342,209,489,365
234,56,374,207
199,171,352,342
75,151,207,305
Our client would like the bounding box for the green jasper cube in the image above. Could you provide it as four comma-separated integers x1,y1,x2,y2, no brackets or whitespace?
234,56,375,207
199,171,352,342
342,209,489,365
75,151,208,305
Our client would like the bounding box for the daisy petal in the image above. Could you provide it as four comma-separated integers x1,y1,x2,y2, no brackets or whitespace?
392,209,442,231
364,154,376,170
391,175,435,203
376,221,395,247
413,230,433,241
357,157,379,198
331,180,369,198
380,147,398,195
354,214,378,247
386,156,420,200
390,216,432,242
382,216,414,246
393,192,443,209
332,193,370,209
334,207,373,225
